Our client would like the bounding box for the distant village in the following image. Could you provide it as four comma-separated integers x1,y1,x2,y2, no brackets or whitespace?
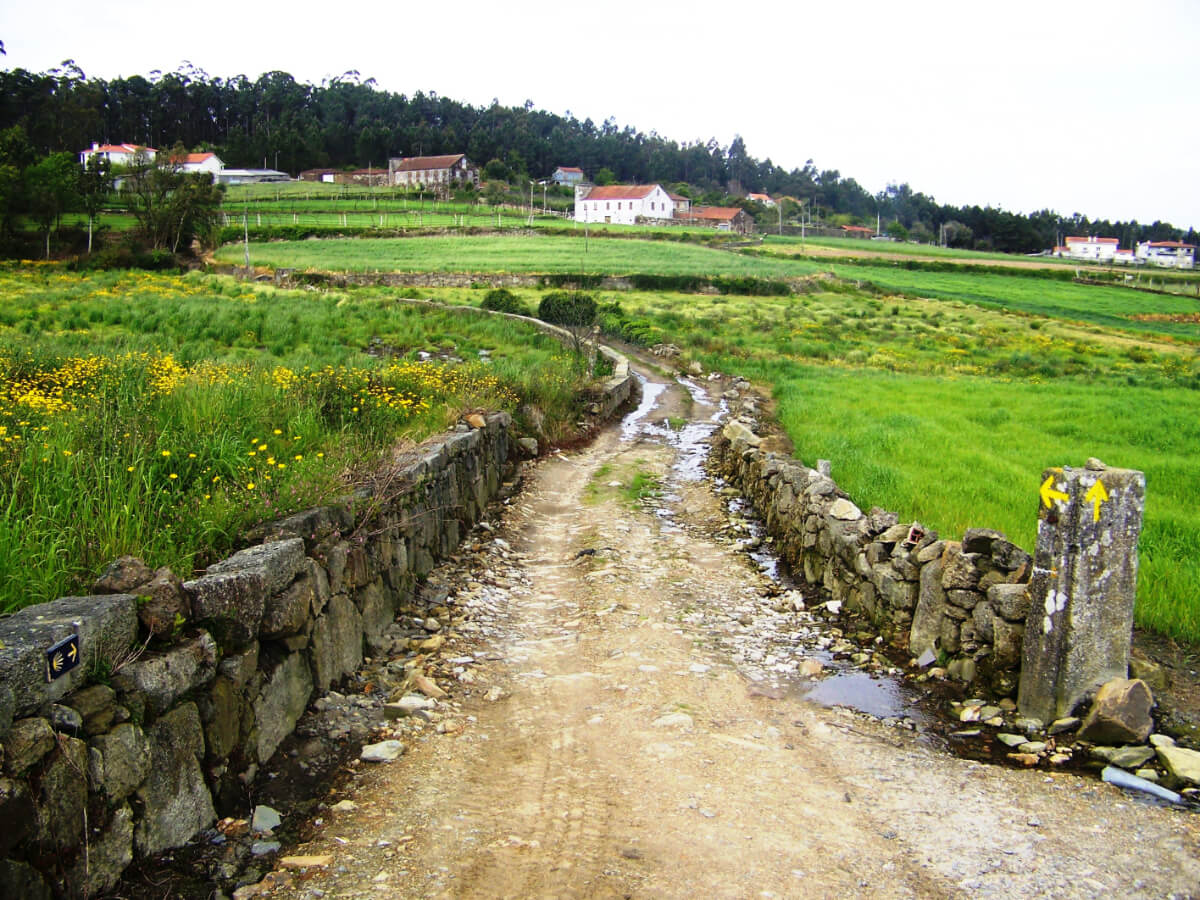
79,144,1195,266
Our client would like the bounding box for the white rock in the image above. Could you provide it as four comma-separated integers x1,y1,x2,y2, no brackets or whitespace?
251,805,282,834
330,800,358,813
652,712,694,729
361,740,406,762
828,498,862,521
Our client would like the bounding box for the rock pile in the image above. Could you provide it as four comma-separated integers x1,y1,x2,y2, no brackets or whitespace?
711,398,1032,697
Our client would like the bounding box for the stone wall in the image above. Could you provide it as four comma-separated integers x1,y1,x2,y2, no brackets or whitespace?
710,393,1034,696
0,327,639,900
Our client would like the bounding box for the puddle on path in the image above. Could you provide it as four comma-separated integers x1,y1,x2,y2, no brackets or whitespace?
617,371,938,736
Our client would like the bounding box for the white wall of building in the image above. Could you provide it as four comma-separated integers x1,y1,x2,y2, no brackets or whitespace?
574,185,674,224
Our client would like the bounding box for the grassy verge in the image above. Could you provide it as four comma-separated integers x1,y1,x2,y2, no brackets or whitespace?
0,265,588,611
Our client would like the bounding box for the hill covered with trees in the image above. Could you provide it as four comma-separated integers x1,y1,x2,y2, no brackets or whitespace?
0,62,1193,254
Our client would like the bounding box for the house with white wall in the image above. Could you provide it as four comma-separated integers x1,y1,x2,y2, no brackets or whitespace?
1136,240,1196,269
79,142,156,167
167,151,224,177
1056,235,1120,262
573,184,675,225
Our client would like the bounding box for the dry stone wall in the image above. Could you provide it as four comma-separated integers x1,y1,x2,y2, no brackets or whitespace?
710,391,1034,695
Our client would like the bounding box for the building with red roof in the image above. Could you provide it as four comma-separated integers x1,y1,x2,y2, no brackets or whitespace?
78,142,156,167
552,166,585,185
1136,240,1196,269
681,206,755,235
573,183,675,225
1056,235,1122,262
387,154,478,188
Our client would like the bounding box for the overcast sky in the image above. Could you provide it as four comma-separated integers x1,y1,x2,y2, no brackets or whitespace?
3,0,1197,228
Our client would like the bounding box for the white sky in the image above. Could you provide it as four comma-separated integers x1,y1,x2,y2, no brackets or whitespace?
3,0,1198,228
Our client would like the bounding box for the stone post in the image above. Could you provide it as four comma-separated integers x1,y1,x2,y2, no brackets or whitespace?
1017,460,1145,722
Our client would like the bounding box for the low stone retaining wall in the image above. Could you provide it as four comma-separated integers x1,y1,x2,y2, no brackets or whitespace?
710,395,1034,696
0,341,636,898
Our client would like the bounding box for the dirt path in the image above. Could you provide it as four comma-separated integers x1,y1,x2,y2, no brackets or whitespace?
261,363,1200,900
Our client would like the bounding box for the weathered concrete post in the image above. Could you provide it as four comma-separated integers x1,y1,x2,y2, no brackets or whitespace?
1017,460,1145,722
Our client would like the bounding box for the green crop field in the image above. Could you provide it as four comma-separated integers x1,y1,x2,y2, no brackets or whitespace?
765,234,1060,263
0,265,586,611
825,261,1200,340
214,234,824,278
407,269,1200,642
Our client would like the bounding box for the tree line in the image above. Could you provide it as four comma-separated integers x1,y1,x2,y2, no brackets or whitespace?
0,61,1194,254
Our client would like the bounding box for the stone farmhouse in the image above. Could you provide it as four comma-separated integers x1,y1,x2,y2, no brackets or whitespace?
683,205,755,235
551,165,585,185
387,154,479,189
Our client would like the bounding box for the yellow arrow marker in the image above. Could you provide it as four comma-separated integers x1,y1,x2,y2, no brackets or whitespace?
1040,475,1069,509
67,643,77,662
1085,479,1109,523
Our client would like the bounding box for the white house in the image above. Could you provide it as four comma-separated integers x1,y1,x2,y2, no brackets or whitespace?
79,142,156,167
168,151,224,177
1136,240,1196,269
573,184,675,225
1056,235,1120,262
746,192,776,208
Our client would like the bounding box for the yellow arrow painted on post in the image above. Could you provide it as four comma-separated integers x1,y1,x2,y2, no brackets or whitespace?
67,643,77,662
1085,479,1109,522
1040,475,1069,509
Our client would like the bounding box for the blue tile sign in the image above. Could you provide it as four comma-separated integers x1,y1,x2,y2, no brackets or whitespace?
46,634,80,681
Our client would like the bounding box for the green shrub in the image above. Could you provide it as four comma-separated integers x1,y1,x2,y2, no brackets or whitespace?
480,288,528,315
538,291,598,328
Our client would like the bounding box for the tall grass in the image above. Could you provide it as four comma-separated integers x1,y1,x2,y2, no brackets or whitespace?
752,365,1200,643
0,266,588,610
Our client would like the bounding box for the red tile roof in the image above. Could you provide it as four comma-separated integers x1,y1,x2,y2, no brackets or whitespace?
689,206,743,221
168,152,217,165
841,225,875,234
86,143,156,154
392,154,467,172
556,166,584,174
582,185,661,201
1065,236,1118,244
1146,240,1196,249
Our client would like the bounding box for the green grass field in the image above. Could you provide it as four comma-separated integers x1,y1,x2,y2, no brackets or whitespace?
214,234,824,277
0,265,586,611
